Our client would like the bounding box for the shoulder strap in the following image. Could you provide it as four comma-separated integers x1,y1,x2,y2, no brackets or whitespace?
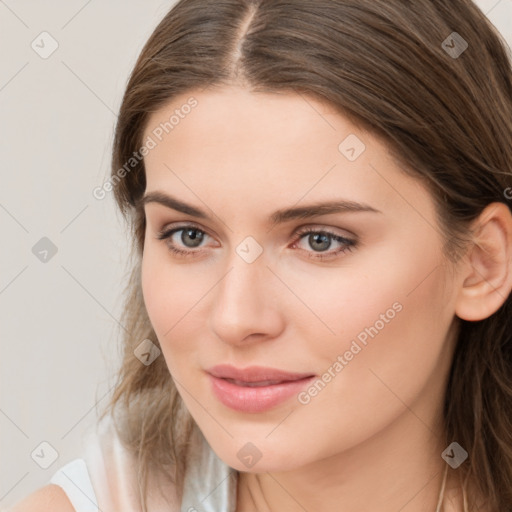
49,458,99,512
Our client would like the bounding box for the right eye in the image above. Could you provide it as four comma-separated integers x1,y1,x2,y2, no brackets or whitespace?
156,224,213,258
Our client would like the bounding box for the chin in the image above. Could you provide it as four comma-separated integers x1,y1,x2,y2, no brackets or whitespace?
205,435,313,474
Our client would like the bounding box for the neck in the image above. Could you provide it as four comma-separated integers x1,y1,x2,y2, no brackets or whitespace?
236,408,464,512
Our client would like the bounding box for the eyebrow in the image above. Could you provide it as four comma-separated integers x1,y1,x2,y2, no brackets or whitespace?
141,191,382,225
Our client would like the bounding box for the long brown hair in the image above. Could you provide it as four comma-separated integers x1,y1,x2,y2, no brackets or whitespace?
101,1,512,510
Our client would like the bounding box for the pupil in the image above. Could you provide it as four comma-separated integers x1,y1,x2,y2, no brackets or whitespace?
310,233,331,251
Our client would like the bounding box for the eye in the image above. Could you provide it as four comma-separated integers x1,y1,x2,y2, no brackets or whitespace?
156,225,212,258
155,224,357,261
291,227,356,261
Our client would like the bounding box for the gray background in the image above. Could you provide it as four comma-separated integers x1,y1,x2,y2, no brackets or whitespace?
1,0,511,507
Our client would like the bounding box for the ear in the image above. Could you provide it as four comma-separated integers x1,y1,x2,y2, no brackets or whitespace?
455,202,512,321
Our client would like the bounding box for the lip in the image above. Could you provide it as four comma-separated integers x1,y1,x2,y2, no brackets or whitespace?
206,365,316,413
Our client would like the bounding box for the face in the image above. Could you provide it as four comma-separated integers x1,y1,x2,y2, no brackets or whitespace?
140,85,460,473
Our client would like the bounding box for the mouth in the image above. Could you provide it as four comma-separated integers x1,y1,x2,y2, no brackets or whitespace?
222,378,294,387
206,365,316,413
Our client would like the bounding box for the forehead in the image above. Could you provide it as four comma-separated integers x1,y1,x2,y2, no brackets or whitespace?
141,86,433,227
143,86,370,180
143,87,341,161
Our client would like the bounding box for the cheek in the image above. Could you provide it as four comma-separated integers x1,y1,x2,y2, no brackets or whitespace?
277,253,454,460
141,246,170,332
284,240,453,399
140,245,212,365
308,247,453,412
273,241,449,364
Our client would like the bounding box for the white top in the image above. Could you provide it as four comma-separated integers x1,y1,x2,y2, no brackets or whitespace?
48,418,238,512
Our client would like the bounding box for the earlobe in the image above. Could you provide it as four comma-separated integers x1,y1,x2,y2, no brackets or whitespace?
455,202,512,322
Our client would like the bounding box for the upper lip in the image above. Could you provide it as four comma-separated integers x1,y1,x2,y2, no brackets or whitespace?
206,364,315,383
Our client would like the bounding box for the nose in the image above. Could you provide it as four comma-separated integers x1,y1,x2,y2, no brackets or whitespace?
209,255,284,346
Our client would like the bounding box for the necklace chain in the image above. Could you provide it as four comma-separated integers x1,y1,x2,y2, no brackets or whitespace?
435,464,469,512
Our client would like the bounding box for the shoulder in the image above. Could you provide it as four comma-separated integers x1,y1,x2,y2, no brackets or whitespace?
8,484,75,512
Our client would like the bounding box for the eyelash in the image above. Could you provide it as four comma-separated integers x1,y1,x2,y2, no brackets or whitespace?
155,224,357,261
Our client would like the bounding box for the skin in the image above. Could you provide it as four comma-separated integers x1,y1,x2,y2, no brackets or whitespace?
138,85,512,512
10,86,512,512
9,485,75,512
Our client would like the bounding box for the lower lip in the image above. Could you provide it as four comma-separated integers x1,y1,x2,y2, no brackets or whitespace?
208,374,315,413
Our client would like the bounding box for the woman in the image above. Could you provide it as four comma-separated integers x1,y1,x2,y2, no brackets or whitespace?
11,0,512,510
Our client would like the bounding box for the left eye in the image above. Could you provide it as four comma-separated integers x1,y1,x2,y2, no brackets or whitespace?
156,225,357,260
292,228,356,259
